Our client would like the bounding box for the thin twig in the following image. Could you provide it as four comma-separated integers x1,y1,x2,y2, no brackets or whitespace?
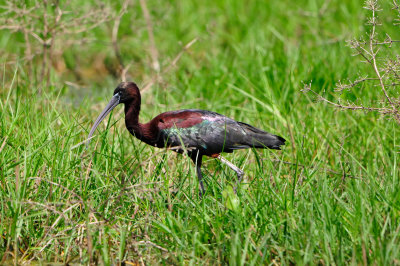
141,37,198,92
136,241,168,252
368,4,397,112
335,77,380,91
40,0,49,85
303,84,391,112
112,0,130,77
0,0,112,84
140,0,160,72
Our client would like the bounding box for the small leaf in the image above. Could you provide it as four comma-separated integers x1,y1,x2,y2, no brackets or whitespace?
222,186,240,211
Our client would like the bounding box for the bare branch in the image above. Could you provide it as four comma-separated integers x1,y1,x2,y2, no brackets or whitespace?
303,83,391,113
304,1,400,124
0,0,112,84
140,0,160,72
141,37,198,92
335,77,380,91
112,0,130,78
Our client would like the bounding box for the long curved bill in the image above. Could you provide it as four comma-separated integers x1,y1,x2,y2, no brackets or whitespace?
86,94,120,145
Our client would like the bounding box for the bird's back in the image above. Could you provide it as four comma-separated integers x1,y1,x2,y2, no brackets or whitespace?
149,109,285,156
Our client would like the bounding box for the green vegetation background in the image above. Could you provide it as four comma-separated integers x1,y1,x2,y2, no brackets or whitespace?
0,0,399,264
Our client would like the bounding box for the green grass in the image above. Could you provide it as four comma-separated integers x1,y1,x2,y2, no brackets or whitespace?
1,0,400,264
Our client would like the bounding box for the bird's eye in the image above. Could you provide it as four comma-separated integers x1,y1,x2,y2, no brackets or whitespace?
118,91,122,96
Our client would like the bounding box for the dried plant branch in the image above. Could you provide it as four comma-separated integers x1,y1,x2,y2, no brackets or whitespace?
141,37,198,92
140,0,160,72
303,0,400,124
334,77,380,91
121,63,131,82
112,0,130,78
136,240,168,252
0,0,112,85
302,83,392,113
367,1,397,110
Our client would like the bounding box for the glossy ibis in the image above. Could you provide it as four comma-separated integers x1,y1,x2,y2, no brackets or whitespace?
87,82,286,196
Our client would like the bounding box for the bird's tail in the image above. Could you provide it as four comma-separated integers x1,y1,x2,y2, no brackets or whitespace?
238,122,286,150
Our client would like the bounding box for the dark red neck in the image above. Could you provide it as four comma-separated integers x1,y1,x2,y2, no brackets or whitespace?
124,101,156,144
125,100,142,134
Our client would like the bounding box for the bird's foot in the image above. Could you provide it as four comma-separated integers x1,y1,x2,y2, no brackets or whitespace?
218,155,245,194
236,169,244,183
199,181,205,199
199,188,206,199
234,170,245,194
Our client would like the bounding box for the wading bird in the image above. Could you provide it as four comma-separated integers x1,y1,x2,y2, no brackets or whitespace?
88,82,285,196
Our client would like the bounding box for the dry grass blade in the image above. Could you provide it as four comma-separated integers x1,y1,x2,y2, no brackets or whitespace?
0,136,8,154
136,241,168,252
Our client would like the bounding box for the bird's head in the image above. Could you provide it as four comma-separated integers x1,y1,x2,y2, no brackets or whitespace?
113,81,141,104
86,81,141,144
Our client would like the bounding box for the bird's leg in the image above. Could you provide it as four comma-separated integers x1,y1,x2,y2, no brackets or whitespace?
196,162,205,198
218,155,244,182
218,155,244,192
190,152,205,197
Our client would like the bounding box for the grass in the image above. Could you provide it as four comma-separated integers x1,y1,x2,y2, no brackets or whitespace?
1,0,400,264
